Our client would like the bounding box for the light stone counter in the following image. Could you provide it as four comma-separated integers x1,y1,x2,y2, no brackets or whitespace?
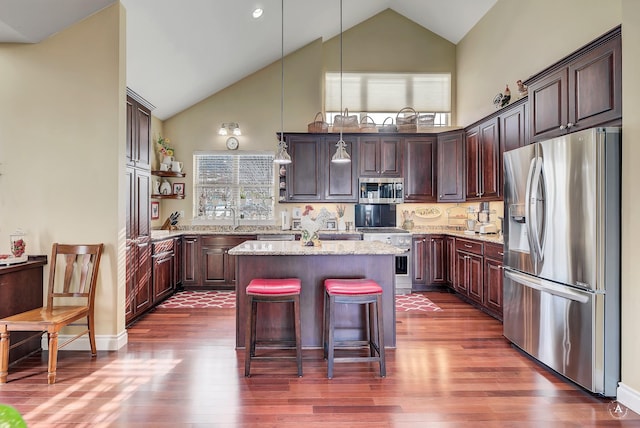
228,239,406,256
151,226,502,245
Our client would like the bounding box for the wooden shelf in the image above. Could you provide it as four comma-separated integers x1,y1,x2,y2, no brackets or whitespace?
151,194,185,200
151,171,186,178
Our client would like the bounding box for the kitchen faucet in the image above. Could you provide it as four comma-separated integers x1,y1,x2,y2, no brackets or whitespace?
228,206,238,230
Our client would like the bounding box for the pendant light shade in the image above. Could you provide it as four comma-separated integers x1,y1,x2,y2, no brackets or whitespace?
331,0,351,164
331,140,350,163
274,0,292,165
274,137,292,164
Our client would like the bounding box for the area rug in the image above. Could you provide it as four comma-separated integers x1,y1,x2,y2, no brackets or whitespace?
159,290,441,312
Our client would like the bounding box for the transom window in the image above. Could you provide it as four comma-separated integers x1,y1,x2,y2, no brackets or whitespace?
325,72,451,126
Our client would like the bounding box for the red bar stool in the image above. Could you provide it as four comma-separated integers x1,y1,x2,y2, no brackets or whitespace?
323,278,386,379
244,278,302,377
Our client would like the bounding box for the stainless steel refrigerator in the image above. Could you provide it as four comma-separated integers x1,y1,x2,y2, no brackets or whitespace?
502,127,621,397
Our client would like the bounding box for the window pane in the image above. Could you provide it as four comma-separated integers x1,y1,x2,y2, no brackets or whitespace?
325,72,451,113
193,152,274,223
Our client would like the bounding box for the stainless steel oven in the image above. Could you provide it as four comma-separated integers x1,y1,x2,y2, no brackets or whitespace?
360,227,412,295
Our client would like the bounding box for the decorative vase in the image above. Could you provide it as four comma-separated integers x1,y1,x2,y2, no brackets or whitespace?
9,230,26,258
160,180,172,195
402,220,415,231
301,230,321,247
338,218,346,231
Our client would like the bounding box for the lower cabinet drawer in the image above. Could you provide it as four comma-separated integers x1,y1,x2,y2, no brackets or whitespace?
484,242,504,260
455,238,483,255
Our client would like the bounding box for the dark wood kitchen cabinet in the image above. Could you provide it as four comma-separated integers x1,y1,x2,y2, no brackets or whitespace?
174,236,183,289
182,235,199,286
412,234,446,291
125,163,152,325
454,238,483,302
152,238,175,303
465,117,500,201
483,242,504,320
358,135,403,177
283,134,323,202
182,235,256,290
404,136,437,202
437,130,465,202
0,259,46,364
427,235,447,286
126,91,151,170
445,236,456,287
527,27,621,142
323,134,358,202
125,89,154,326
281,133,357,203
412,235,428,288
500,98,529,153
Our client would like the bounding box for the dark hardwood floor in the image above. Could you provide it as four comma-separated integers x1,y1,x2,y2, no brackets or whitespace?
1,292,638,427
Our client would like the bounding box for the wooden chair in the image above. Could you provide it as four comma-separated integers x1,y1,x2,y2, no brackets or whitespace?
0,243,104,384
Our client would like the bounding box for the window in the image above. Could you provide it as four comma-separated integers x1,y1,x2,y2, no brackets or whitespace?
325,72,451,126
193,152,275,224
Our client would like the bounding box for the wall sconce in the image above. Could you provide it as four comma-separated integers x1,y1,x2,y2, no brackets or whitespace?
218,122,242,136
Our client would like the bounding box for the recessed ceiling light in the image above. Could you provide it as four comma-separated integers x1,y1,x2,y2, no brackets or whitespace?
252,8,263,19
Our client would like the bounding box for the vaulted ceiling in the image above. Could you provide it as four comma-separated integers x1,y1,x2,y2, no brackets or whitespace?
0,0,497,120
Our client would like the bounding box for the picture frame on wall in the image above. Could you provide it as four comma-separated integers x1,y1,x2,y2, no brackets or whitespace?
173,182,185,196
151,201,160,220
292,207,302,219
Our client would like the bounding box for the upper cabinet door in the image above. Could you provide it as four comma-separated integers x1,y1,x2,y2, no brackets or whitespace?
404,136,437,202
529,69,568,142
528,27,621,142
568,33,621,130
126,95,151,169
285,134,323,202
437,131,465,202
500,100,528,153
358,136,403,177
465,117,500,201
324,135,358,202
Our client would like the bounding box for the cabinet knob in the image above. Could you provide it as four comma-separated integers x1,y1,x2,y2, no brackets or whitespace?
559,124,566,130
566,122,574,129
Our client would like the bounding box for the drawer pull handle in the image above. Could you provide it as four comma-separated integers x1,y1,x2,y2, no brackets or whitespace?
498,251,504,256
464,244,472,248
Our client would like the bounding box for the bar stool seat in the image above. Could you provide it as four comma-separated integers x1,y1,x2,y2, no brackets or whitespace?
323,278,386,379
245,278,302,377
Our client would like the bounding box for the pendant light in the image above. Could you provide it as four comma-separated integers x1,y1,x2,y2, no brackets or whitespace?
331,0,351,164
274,0,291,164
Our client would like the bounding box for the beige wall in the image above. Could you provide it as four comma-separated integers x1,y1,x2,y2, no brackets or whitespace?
456,0,621,126
620,0,640,411
161,9,456,223
0,4,126,345
458,0,640,411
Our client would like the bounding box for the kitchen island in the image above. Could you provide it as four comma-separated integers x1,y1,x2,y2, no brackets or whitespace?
229,240,405,349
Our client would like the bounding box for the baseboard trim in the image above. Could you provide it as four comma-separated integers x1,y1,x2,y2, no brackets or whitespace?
41,330,128,352
617,382,640,416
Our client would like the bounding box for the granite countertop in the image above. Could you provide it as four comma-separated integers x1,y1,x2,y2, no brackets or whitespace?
151,226,503,245
410,227,503,244
228,240,407,256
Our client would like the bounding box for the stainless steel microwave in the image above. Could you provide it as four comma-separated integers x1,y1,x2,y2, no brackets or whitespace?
358,177,404,204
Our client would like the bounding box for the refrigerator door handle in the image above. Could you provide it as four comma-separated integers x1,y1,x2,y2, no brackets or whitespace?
505,269,590,303
524,157,539,263
529,157,545,263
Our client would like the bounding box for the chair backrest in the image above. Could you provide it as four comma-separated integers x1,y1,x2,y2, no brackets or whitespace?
46,243,104,310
